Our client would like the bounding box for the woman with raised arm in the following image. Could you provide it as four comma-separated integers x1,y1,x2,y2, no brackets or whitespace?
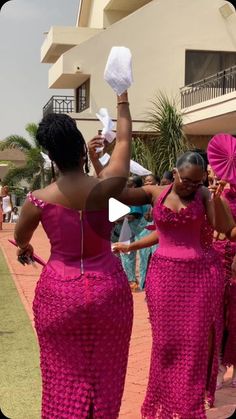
14,92,133,419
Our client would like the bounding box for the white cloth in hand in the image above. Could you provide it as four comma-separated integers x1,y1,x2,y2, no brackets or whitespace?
99,153,151,176
104,47,133,95
96,108,116,152
99,153,111,166
129,160,152,176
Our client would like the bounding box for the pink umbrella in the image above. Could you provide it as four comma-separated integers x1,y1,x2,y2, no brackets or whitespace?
8,239,46,267
207,133,236,184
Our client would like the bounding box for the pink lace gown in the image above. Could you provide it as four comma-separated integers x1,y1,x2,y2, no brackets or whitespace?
28,193,133,419
213,188,236,367
141,185,224,419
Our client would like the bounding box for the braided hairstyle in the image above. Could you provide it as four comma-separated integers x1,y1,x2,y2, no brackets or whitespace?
176,151,205,171
36,113,89,174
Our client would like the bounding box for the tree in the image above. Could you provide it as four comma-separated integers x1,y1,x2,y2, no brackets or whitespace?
132,92,189,177
0,123,48,190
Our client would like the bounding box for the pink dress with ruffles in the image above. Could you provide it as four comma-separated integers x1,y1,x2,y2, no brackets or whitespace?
28,193,133,419
141,185,223,419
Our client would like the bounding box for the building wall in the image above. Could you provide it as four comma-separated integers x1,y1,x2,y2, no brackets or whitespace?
58,0,236,141
0,149,26,182
87,0,110,28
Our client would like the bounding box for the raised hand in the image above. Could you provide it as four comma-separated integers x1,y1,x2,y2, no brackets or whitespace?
208,178,227,198
87,136,105,160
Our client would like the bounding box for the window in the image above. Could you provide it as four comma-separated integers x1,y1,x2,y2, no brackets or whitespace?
185,50,236,85
76,79,90,113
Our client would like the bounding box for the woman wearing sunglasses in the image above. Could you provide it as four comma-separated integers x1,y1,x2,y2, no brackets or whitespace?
110,151,234,419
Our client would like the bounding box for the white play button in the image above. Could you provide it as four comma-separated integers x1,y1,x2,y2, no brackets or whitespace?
108,198,130,222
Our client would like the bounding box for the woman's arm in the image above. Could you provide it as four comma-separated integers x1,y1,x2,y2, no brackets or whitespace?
201,187,235,233
98,91,132,180
118,184,163,206
90,92,133,198
14,199,41,250
88,136,105,176
113,230,159,253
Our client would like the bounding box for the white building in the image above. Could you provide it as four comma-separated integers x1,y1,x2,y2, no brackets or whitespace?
41,0,236,148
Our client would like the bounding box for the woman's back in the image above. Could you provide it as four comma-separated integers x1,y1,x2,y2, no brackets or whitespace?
28,191,118,276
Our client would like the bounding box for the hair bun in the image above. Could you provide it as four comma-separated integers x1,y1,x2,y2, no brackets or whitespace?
36,113,89,173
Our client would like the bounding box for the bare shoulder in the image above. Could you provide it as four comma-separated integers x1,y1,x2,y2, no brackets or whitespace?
150,185,168,204
31,184,57,201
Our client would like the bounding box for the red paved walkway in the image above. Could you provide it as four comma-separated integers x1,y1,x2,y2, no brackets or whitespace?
1,223,235,418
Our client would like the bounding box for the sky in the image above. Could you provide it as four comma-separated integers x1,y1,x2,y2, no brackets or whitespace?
0,0,79,139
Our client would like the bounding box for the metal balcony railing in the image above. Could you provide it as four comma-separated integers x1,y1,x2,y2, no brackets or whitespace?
43,96,75,117
180,65,236,108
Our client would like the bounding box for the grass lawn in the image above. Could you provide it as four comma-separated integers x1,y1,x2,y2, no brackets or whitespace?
0,249,41,419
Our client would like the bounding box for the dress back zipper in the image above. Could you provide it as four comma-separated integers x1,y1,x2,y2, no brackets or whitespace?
79,210,84,274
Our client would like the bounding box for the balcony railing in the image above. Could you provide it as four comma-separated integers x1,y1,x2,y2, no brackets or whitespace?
43,95,75,117
180,65,236,108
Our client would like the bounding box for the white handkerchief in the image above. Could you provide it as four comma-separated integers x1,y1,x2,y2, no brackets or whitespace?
119,218,132,243
104,47,133,95
96,108,116,152
130,160,152,176
40,151,51,169
99,153,151,176
99,153,111,166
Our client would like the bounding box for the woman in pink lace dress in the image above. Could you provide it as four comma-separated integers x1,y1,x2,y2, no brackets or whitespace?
14,92,133,418
214,186,236,388
114,151,234,419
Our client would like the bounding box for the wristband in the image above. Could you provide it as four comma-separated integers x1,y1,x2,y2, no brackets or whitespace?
17,243,29,251
117,101,129,106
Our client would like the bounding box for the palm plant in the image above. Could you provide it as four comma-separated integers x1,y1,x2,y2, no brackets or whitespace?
131,137,160,176
0,123,48,189
132,92,189,177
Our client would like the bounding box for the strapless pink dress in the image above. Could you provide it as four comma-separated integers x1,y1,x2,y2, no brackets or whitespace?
141,185,223,419
28,193,133,419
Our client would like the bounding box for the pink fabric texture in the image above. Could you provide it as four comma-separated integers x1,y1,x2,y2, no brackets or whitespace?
27,193,133,418
214,188,236,367
207,133,236,184
141,186,223,419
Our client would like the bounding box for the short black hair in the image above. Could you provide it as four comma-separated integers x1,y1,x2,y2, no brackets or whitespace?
132,176,143,188
36,113,89,173
176,151,205,170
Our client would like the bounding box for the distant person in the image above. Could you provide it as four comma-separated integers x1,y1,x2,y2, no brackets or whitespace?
2,186,13,222
10,207,19,223
144,174,160,186
120,176,148,290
